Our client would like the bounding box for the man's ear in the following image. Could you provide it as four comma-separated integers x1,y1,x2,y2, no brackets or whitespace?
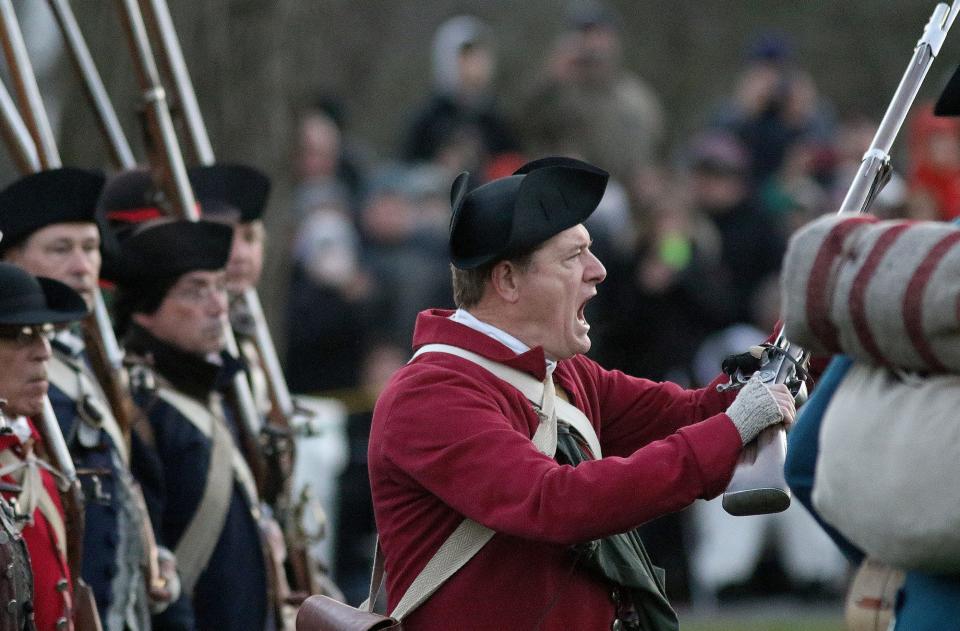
489,260,521,303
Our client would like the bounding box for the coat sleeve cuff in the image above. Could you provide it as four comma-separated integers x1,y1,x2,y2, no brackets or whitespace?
677,413,743,499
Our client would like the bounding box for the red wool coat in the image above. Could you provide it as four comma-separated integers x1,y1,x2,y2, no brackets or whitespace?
369,310,744,631
0,423,73,631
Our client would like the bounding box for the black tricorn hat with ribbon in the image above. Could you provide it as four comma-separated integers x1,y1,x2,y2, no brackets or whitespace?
448,156,609,270
0,262,88,326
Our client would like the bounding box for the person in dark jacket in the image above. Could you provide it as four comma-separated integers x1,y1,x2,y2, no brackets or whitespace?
402,15,519,175
112,219,271,631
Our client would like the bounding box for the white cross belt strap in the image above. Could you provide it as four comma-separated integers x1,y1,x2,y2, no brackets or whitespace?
155,386,260,595
47,354,130,465
413,343,602,459
364,343,603,621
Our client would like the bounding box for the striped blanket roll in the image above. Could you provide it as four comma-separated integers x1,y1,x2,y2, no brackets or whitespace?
782,213,960,373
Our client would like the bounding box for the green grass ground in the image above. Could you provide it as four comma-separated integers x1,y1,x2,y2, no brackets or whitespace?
677,600,845,631
682,620,843,631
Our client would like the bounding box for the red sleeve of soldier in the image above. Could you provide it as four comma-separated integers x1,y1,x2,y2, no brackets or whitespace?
17,469,73,631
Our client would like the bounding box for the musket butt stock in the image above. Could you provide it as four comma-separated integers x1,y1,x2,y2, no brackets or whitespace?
722,488,791,517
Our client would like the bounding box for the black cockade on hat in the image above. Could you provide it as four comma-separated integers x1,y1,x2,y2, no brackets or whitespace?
448,156,608,269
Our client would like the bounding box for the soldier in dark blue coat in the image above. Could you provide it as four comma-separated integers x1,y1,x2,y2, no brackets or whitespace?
111,219,271,631
0,167,158,630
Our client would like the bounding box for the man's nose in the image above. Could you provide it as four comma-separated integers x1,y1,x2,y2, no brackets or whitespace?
207,288,229,316
584,249,606,284
70,248,96,275
30,335,52,361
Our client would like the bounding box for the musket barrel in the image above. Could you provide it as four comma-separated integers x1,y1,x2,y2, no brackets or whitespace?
244,288,295,418
47,0,137,170
92,292,124,373
839,2,959,214
115,0,264,440
0,0,60,169
724,1,960,516
0,77,39,173
41,398,77,484
139,0,215,165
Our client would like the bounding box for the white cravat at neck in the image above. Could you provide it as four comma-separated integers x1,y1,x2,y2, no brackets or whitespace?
450,308,557,375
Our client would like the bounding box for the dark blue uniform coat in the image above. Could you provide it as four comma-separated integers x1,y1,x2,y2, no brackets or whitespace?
126,325,268,631
48,334,148,631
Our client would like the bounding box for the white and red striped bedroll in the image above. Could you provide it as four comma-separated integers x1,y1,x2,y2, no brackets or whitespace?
782,213,960,373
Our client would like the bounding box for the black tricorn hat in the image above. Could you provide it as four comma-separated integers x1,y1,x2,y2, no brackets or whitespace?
0,167,106,254
107,219,233,286
448,156,608,269
189,163,271,223
0,262,88,326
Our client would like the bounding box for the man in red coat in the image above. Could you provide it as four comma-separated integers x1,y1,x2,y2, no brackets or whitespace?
0,262,90,630
368,157,796,630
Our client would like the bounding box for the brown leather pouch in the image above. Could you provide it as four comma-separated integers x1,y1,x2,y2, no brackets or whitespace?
296,595,401,631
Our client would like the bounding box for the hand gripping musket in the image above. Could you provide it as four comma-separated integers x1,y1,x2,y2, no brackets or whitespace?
0,4,104,627
719,1,960,516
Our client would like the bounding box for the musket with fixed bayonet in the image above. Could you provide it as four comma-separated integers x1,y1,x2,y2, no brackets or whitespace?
719,0,960,516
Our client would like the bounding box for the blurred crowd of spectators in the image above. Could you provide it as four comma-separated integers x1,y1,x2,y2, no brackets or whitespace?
279,3,960,609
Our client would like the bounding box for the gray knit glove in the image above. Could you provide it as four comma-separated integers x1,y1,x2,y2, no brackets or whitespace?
725,374,784,445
